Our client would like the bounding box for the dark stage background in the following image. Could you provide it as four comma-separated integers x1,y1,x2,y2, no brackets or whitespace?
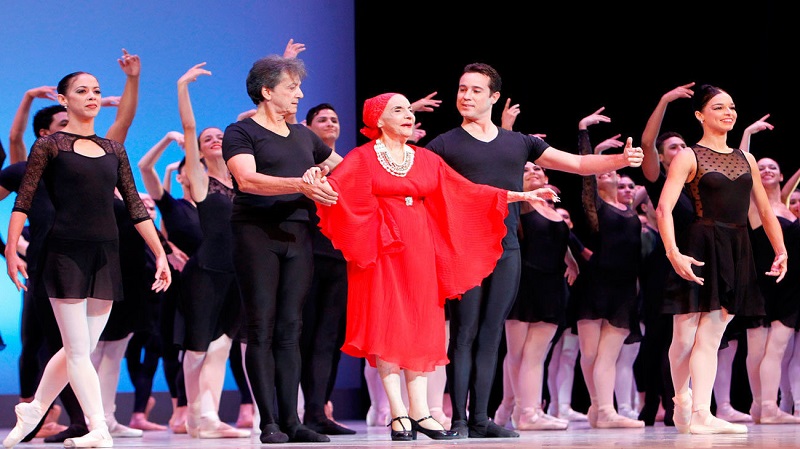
354,0,792,418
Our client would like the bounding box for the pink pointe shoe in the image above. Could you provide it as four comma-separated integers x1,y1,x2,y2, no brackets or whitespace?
672,390,692,434
493,402,513,428
513,408,568,431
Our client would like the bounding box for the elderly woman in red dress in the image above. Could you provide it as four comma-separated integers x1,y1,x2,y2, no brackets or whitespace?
309,93,556,441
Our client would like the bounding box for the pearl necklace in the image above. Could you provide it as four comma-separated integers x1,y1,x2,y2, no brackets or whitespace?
374,139,414,177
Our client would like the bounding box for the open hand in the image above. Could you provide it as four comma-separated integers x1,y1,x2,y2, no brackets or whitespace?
667,249,705,285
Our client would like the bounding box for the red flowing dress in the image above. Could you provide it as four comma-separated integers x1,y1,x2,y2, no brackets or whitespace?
316,141,509,372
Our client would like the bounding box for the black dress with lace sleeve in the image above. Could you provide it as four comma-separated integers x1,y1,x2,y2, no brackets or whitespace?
14,131,149,242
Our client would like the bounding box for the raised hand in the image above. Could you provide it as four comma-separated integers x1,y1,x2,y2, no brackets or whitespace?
411,122,427,143
179,62,212,85
578,106,611,129
237,109,258,121
594,133,625,153
117,48,141,77
662,82,695,104
283,38,307,58
745,114,774,135
501,98,520,131
166,131,185,148
26,86,57,101
623,137,644,167
101,96,121,107
411,91,441,113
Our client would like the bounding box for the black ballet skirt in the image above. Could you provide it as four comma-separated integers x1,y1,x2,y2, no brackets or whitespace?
748,217,800,329
508,208,569,325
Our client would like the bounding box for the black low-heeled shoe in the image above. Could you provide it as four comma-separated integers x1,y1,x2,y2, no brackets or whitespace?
387,416,414,441
412,415,460,440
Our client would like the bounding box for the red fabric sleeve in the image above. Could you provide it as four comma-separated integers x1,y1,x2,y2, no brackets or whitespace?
423,150,509,302
316,145,403,269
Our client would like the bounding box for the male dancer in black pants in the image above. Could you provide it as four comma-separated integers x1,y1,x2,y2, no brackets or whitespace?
426,62,644,438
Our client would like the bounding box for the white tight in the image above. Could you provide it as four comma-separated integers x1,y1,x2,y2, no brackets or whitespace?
33,298,112,430
747,321,795,406
92,333,133,422
713,339,738,405
577,319,628,409
614,338,641,411
547,330,580,411
669,310,732,418
502,320,557,410
779,332,800,412
184,334,233,421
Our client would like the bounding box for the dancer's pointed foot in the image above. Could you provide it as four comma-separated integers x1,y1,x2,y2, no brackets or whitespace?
3,402,46,448
493,402,513,427
689,410,748,434
672,391,692,434
128,413,167,431
716,402,752,423
595,406,644,429
63,427,113,448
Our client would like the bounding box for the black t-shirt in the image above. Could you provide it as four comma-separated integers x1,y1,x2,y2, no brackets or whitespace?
426,126,548,249
643,170,695,244
155,189,202,258
222,119,332,223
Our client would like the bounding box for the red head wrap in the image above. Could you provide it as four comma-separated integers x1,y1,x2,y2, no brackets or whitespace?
360,92,399,141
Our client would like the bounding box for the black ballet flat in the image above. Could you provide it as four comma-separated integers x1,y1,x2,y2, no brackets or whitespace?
412,415,460,440
387,415,414,441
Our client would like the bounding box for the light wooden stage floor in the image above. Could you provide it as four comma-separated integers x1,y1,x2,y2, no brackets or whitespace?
5,419,800,449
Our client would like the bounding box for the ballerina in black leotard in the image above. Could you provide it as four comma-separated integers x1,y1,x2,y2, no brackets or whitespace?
656,84,787,435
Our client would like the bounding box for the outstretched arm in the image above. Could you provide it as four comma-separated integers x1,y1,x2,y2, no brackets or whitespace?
411,91,441,113
739,113,773,153
8,86,58,164
177,63,212,202
138,131,184,201
106,49,141,144
537,107,643,175
640,82,694,182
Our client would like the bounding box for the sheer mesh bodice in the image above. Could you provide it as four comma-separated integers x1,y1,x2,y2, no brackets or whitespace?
687,145,752,224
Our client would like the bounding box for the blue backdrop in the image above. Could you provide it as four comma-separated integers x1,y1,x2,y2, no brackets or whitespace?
0,0,356,395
